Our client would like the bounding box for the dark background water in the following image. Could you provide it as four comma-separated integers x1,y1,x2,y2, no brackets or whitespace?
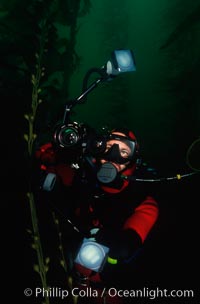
1,0,199,303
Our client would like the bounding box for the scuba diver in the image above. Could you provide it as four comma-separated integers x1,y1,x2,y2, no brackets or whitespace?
33,49,199,303
35,125,159,304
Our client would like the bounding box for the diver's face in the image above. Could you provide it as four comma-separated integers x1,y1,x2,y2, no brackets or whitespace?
100,132,132,172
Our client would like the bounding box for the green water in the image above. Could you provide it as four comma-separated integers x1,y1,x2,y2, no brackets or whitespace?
69,0,200,172
1,0,199,172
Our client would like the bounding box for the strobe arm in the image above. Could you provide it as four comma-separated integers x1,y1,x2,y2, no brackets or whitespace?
62,49,136,125
62,77,104,125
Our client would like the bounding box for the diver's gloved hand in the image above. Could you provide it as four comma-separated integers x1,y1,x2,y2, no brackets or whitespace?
95,228,142,262
91,228,142,286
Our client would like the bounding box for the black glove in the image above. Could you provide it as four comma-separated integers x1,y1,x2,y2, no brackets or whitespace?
95,228,142,262
90,228,142,286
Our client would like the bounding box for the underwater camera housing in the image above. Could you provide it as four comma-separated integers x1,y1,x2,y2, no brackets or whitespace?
53,121,108,158
53,122,87,148
53,49,136,152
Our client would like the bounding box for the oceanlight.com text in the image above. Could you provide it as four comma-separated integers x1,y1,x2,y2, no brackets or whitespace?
24,286,195,300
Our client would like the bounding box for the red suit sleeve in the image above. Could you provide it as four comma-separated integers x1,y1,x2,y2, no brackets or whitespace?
35,142,75,186
35,142,56,163
53,163,75,186
123,196,159,243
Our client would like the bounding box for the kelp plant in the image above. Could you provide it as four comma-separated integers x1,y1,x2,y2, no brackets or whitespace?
0,0,91,303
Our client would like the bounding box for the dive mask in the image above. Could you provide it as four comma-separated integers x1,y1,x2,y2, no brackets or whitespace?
101,134,136,164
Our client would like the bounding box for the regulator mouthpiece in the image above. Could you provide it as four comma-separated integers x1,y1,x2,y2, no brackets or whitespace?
97,162,118,184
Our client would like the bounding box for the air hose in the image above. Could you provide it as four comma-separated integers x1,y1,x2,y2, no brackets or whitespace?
122,137,200,182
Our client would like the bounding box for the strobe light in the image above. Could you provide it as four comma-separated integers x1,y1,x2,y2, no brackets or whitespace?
74,238,109,273
106,49,136,76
